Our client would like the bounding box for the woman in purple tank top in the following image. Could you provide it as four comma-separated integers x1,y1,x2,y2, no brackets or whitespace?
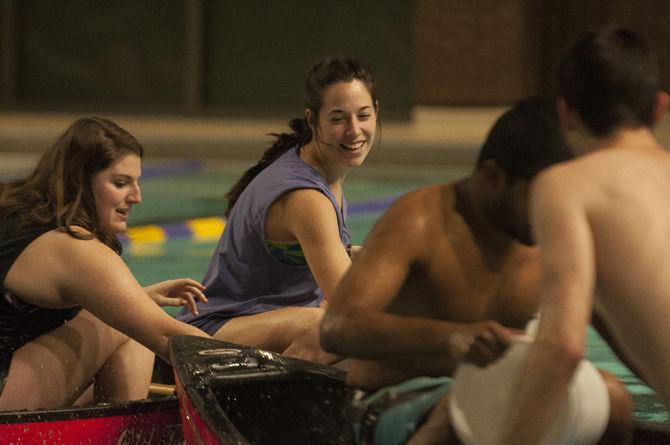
183,56,380,364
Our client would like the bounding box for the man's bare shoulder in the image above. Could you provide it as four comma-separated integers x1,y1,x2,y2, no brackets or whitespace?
530,147,670,217
380,183,454,229
576,144,670,171
529,161,590,224
533,155,599,195
363,183,457,255
391,183,454,209
536,146,670,199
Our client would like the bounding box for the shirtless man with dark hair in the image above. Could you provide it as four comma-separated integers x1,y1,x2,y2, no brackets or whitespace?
497,26,670,445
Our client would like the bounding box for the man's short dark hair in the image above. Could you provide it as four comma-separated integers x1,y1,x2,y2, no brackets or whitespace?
559,26,659,137
476,96,573,182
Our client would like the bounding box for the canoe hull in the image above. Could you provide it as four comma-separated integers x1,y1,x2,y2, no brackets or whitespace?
0,396,182,444
170,335,351,445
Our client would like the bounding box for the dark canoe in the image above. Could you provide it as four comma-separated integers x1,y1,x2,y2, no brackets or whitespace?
0,396,183,444
169,335,352,445
170,336,670,445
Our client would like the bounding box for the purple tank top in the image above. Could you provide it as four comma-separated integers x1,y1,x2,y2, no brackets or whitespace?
178,147,350,333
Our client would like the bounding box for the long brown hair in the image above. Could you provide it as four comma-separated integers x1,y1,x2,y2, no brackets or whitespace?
0,117,143,254
225,55,379,217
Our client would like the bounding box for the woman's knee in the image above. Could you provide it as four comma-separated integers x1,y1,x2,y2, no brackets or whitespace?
215,307,324,348
0,310,149,410
292,307,326,335
284,308,340,363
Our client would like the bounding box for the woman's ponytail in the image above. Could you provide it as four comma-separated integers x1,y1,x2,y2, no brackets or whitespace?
224,117,313,217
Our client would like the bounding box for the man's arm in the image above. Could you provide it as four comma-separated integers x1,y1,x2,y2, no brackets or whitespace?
500,168,596,444
320,189,486,363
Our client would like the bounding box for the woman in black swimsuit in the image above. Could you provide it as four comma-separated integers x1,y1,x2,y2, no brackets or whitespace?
0,117,209,410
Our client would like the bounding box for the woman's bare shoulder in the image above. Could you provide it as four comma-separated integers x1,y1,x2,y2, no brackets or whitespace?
30,227,114,259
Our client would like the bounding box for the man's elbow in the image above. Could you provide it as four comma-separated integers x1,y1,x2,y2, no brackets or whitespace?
551,339,585,374
319,311,348,355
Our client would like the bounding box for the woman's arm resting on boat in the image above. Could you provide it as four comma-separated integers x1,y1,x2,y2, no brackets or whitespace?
5,230,209,361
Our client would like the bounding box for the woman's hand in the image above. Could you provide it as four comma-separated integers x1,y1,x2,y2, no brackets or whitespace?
144,278,207,315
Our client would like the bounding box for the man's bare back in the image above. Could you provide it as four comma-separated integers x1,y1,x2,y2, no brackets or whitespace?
538,139,670,407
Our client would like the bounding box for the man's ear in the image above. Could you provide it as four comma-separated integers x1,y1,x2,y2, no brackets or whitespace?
480,159,507,191
653,91,669,127
557,97,575,132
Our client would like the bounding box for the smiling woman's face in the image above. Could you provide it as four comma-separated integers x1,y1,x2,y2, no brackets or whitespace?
312,79,378,168
91,153,142,234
